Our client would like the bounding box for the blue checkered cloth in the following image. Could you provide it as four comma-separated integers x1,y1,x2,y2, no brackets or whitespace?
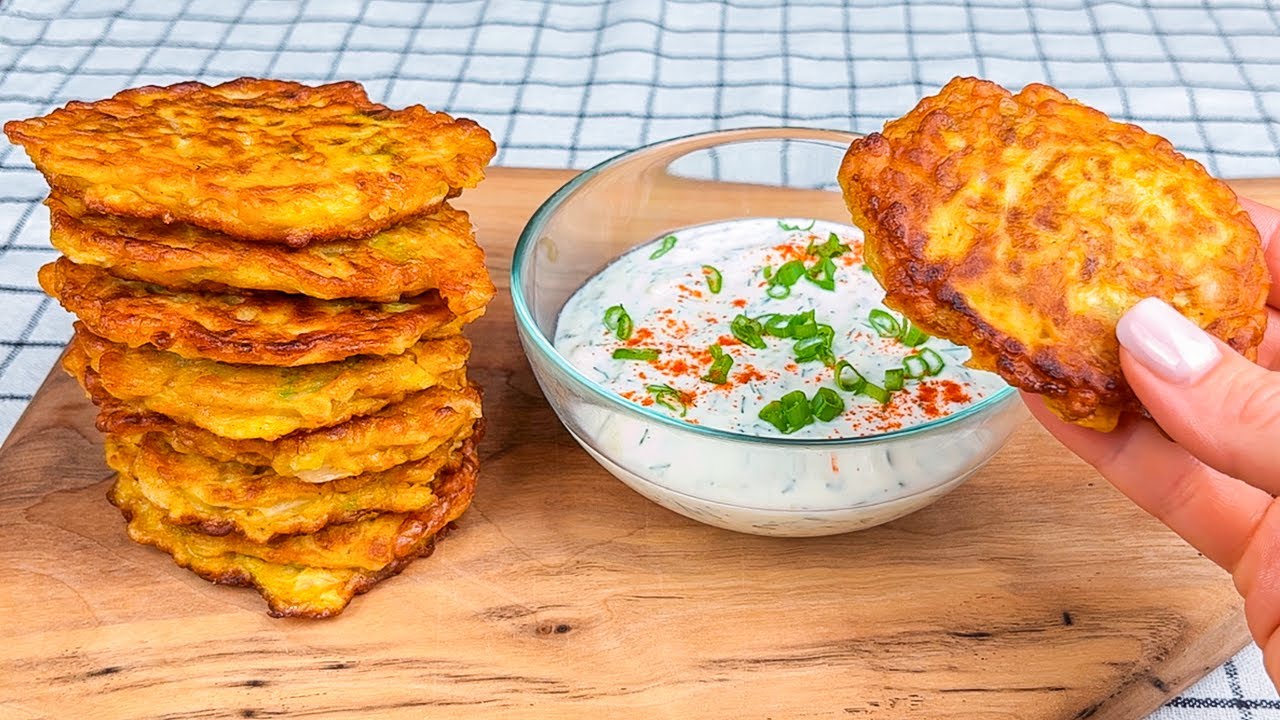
1,1,1278,715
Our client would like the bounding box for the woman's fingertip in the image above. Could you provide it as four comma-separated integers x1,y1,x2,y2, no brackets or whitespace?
1116,298,1222,385
1240,196,1280,251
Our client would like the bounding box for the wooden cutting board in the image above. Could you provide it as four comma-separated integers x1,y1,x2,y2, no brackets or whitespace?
3,169,1278,720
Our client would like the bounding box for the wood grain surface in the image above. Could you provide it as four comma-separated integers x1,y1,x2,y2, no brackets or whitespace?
1,168,1276,720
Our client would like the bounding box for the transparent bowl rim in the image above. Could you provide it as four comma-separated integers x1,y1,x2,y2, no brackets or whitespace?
511,126,1018,449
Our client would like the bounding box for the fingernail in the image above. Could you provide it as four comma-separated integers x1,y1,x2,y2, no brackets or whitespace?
1116,298,1222,384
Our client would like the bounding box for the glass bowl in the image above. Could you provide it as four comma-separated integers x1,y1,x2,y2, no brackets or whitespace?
511,127,1022,537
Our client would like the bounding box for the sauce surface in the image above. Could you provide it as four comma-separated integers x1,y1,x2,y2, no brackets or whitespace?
554,218,1007,440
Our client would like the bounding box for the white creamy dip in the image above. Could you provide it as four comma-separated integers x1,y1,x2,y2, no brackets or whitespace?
554,218,1008,440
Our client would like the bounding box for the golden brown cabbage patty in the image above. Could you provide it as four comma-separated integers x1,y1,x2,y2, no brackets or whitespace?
48,194,494,307
838,77,1269,431
85,374,484,483
108,440,477,618
4,78,496,247
105,430,477,542
41,257,479,366
64,324,470,440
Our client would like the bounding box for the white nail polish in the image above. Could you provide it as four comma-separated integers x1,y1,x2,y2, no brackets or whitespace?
1116,298,1222,384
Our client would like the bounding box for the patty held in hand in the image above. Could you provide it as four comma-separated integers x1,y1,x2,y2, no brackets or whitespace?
4,78,495,246
838,76,1269,431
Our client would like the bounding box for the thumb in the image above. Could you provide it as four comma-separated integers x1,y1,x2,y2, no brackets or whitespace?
1117,297,1277,492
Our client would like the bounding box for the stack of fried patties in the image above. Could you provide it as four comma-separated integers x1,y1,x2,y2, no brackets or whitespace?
4,78,497,617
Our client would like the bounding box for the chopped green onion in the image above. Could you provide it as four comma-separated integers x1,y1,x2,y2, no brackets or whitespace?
868,309,900,338
778,219,816,232
730,314,767,349
804,256,838,291
767,312,835,364
860,382,891,404
792,319,819,339
789,310,817,332
811,387,845,422
903,355,928,379
806,233,850,260
773,260,806,286
603,304,633,340
816,323,835,345
649,235,677,260
835,361,866,393
702,265,723,294
861,264,872,273
758,400,788,433
762,313,794,337
884,368,905,392
762,265,774,281
612,348,660,361
793,335,830,363
646,383,686,416
759,385,848,433
702,363,730,385
920,347,946,375
899,319,929,347
763,260,808,299
701,344,734,384
825,233,851,257
781,390,813,432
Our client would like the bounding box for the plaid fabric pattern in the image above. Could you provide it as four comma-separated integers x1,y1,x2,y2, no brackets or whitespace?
1,1,1277,715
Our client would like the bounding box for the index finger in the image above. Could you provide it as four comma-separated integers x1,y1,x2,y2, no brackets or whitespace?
1239,197,1280,308
1023,391,1271,572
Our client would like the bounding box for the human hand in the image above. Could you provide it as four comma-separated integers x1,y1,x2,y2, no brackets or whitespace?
1024,196,1280,685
